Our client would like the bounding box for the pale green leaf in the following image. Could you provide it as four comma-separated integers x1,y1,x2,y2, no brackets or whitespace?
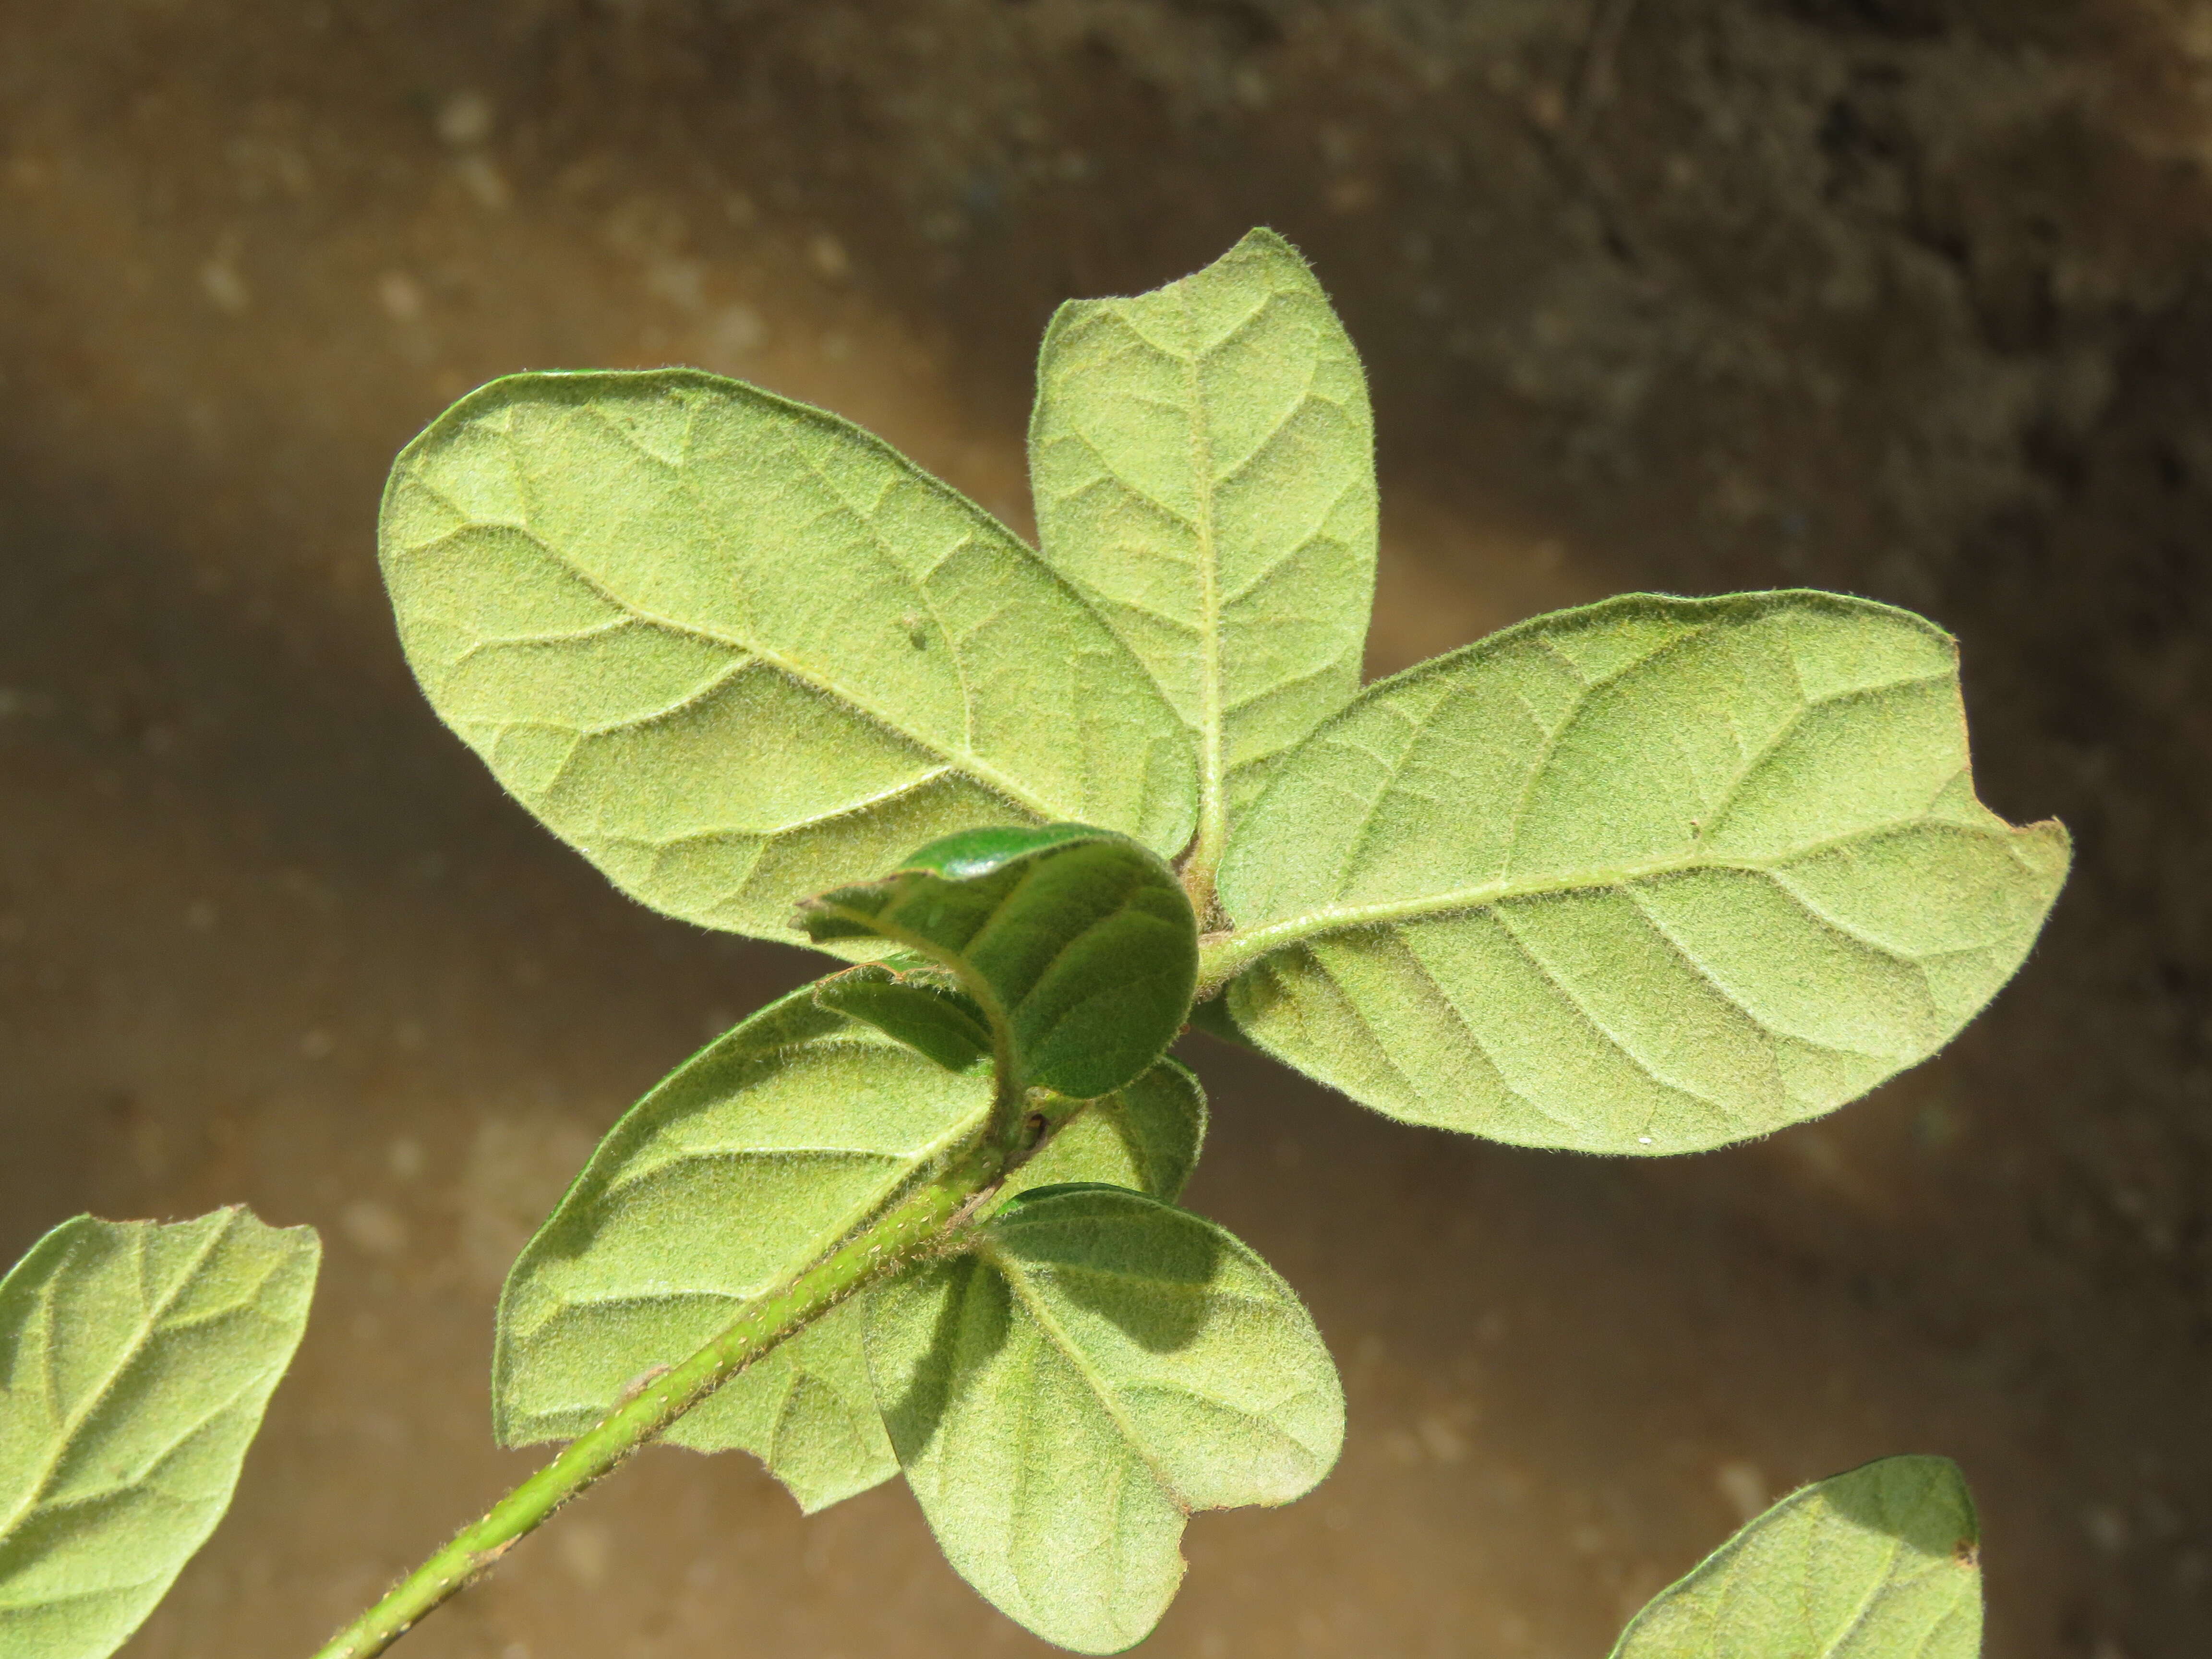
493,986,985,1511
1611,1455,1983,1659
1214,592,2069,1154
1001,1059,1206,1207
379,370,1197,949
0,1208,320,1659
868,1184,1343,1655
800,824,1198,1100
495,987,1206,1514
1031,228,1377,892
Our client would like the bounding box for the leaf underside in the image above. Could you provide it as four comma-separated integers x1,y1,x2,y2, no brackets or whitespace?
1611,1455,1983,1659
802,825,1199,1100
1217,592,2069,1154
494,986,1206,1513
0,1209,320,1659
379,370,1197,950
1002,1061,1206,1209
867,1185,1344,1655
364,236,2059,1659
814,964,994,1074
1030,227,1377,866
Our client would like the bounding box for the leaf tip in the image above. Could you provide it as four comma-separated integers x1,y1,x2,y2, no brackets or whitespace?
2020,814,2073,873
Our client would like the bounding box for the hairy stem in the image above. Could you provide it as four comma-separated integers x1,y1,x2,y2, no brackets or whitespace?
805,903,1031,1147
1180,857,1224,939
310,1115,1059,1659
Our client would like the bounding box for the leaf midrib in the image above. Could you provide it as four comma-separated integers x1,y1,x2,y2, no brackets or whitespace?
404,507,1061,824
1204,814,2019,989
1177,280,1230,885
985,1235,1305,1514
985,1244,1190,1510
0,1217,251,1550
511,1102,990,1350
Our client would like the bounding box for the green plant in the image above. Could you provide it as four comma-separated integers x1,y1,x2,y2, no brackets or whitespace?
0,230,2063,1659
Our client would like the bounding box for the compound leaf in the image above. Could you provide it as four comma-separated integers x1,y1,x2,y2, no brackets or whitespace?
495,987,1206,1514
1215,592,2069,1154
1611,1455,1983,1659
0,1208,320,1659
799,825,1198,1100
868,1184,1342,1654
1031,228,1377,890
380,370,1197,950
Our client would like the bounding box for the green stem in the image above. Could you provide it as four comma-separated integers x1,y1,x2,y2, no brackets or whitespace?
806,904,1030,1146
309,1134,1020,1659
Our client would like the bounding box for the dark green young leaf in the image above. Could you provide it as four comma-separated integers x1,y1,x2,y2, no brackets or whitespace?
814,964,993,1074
0,1208,320,1659
1213,592,2069,1154
867,1184,1343,1654
379,370,1197,950
1030,228,1378,897
1611,1455,1983,1658
495,989,1206,1514
799,825,1199,1100
817,962,1207,1206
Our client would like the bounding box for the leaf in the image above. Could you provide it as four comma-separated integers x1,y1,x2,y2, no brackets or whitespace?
379,369,1197,949
814,964,993,1074
494,986,1207,1514
1610,1455,1983,1659
649,1301,890,1515
1214,592,2070,1154
867,1184,1343,1655
1002,1059,1207,1207
0,1208,320,1659
1030,228,1377,892
493,986,986,1511
1183,990,1260,1055
799,824,1199,1100
813,970,1206,1206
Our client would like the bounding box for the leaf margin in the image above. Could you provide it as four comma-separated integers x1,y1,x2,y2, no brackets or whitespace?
1204,588,2070,1154
377,367,1201,952
1608,1452,1984,1659
0,1206,320,1659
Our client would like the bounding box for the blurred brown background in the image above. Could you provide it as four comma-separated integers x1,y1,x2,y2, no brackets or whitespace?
3,2,2209,1655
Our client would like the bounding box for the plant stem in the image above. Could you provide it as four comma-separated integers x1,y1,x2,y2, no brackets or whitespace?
309,1138,1012,1659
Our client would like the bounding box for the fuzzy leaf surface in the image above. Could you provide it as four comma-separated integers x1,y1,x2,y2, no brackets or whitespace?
0,1209,319,1659
494,987,986,1511
379,370,1196,948
814,964,994,1074
1216,592,2070,1153
800,825,1198,1099
495,989,1205,1513
1002,1060,1207,1207
868,1184,1342,1654
1611,1455,1983,1659
1031,228,1376,883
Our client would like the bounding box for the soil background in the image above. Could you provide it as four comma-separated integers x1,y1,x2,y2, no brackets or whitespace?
4,2,2211,1656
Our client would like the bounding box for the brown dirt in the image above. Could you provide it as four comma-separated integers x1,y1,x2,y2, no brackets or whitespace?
2,3,2209,1656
